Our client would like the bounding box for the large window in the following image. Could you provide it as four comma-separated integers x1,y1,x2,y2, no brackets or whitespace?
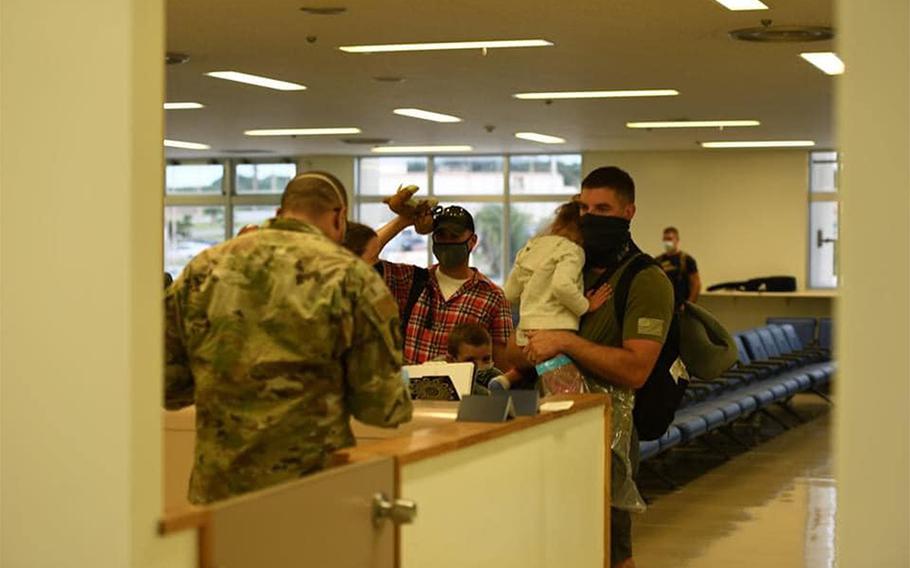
355,154,582,283
808,151,839,289
164,160,296,278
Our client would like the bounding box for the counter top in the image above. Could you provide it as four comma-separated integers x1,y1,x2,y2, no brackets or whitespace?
702,290,838,299
160,393,610,535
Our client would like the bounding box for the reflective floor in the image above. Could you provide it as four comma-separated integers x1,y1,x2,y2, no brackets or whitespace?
635,395,836,568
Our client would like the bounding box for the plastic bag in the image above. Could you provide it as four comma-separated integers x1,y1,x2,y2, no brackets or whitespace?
535,355,588,396
584,376,647,513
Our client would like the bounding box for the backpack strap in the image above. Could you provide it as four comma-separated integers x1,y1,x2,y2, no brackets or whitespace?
614,254,658,327
401,267,429,334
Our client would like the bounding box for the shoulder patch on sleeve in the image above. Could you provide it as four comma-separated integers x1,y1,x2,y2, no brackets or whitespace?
637,317,665,337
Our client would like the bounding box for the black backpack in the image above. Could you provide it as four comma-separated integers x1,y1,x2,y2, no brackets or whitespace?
613,254,688,441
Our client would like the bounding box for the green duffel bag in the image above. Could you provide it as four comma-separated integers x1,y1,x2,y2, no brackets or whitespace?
678,301,738,379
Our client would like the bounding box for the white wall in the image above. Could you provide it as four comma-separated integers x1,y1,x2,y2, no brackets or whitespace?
835,0,910,564
583,150,810,289
1,0,195,565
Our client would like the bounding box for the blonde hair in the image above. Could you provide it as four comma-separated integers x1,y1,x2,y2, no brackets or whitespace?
547,201,583,245
280,171,348,215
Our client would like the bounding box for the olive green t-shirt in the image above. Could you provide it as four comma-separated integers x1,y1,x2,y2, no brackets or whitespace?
579,255,675,359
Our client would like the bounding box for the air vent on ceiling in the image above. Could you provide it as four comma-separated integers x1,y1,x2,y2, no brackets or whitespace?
221,149,275,154
300,6,347,15
341,138,392,145
166,52,190,65
730,23,834,43
373,76,406,83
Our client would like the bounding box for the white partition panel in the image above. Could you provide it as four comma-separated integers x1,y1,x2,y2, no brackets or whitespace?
400,407,605,568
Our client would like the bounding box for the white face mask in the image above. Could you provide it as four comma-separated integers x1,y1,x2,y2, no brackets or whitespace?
663,240,676,252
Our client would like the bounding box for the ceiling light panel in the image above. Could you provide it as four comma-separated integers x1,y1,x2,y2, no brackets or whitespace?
800,52,845,75
206,71,307,91
164,139,211,150
713,0,769,10
371,145,473,153
701,140,815,148
164,102,205,110
244,128,361,136
339,39,552,53
393,108,462,123
627,120,760,129
514,89,679,100
515,132,566,144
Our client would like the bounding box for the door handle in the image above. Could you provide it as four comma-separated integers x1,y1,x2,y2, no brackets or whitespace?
372,493,418,526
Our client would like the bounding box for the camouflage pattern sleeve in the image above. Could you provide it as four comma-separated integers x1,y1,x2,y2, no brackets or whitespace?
164,272,195,410
343,263,414,427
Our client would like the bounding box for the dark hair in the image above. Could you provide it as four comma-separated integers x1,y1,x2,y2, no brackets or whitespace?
581,166,635,204
548,201,583,245
343,222,378,257
663,226,679,237
447,323,491,357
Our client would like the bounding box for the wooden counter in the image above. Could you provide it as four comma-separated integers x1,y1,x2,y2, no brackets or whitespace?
161,394,612,568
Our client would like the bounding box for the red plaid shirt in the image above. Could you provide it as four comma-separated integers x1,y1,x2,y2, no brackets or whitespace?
380,261,513,364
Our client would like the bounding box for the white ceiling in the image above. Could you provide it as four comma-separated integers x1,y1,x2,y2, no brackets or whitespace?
165,0,835,159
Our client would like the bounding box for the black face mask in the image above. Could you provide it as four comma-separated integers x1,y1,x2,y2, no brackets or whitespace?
579,215,632,268
433,239,471,269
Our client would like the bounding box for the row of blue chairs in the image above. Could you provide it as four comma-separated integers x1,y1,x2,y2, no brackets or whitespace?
639,320,835,464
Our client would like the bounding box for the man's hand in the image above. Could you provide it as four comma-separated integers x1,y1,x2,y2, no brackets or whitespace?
523,330,575,365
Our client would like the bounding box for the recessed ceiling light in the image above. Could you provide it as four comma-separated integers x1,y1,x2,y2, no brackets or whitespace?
164,139,211,150
340,39,553,54
206,71,307,91
371,145,473,153
515,132,566,144
373,76,406,83
513,89,679,100
800,52,845,75
701,140,815,148
393,108,462,123
627,120,760,129
163,102,205,110
713,0,769,10
244,127,362,136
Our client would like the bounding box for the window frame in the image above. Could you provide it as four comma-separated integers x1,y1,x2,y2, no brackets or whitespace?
354,152,582,273
163,158,296,240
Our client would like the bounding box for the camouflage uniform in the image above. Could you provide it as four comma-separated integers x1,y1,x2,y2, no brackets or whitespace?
165,217,413,504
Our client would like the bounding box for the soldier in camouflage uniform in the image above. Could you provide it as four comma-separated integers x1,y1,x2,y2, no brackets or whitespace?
165,171,413,504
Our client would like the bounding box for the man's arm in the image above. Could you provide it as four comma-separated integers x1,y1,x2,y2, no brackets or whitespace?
375,215,413,254
344,267,413,427
164,281,195,409
525,332,662,389
688,272,701,303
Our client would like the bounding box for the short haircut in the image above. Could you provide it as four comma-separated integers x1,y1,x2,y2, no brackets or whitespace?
581,166,636,204
447,323,491,357
663,226,679,237
280,171,348,215
343,222,378,257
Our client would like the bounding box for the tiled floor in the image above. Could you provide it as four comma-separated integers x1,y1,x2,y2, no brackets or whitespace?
634,395,836,568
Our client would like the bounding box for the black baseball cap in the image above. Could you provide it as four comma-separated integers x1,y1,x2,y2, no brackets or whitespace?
432,205,475,234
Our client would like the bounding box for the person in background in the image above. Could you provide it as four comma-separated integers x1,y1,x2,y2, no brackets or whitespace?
523,166,674,568
375,200,513,368
164,171,413,504
655,226,701,306
343,222,381,264
444,322,507,391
